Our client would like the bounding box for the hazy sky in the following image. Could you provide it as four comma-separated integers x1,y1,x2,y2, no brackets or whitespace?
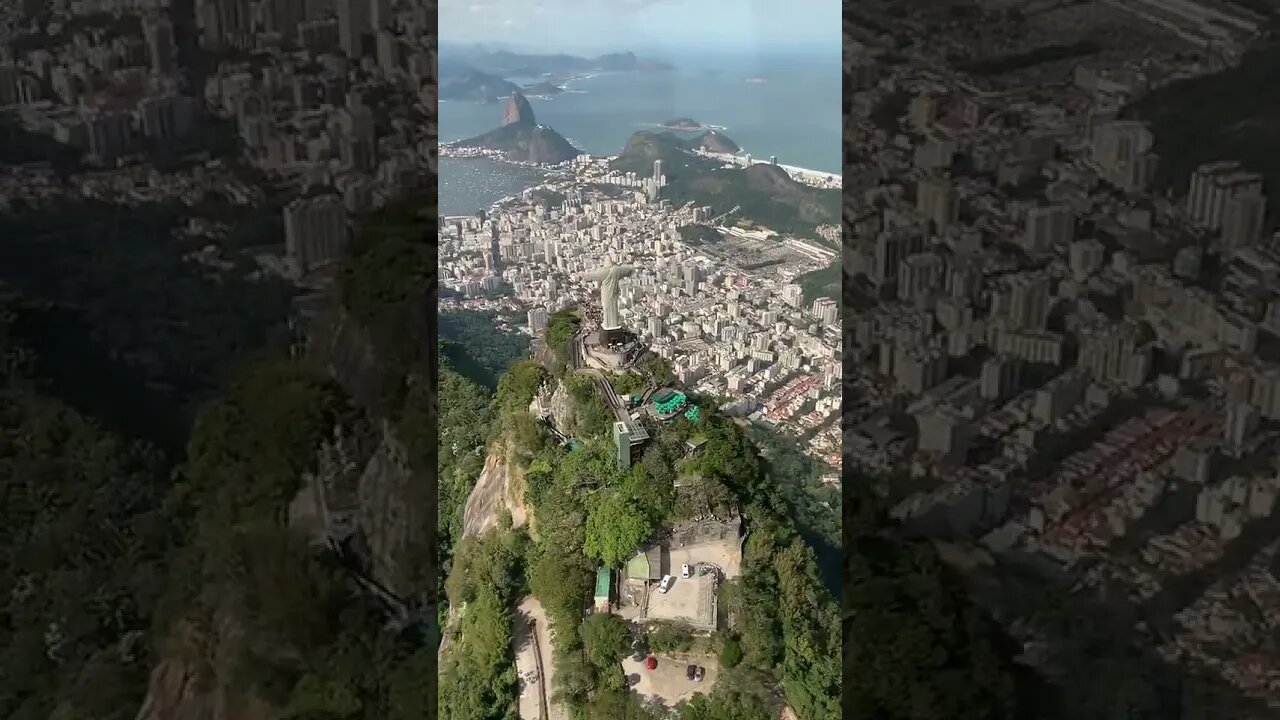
439,0,840,59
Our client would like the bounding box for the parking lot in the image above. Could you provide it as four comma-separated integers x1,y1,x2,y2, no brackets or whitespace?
667,539,741,579
645,572,716,629
622,651,720,707
638,539,738,631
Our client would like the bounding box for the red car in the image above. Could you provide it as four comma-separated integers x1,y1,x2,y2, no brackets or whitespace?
645,656,657,671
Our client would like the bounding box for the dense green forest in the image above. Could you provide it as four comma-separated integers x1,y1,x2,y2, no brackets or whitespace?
796,259,841,304
0,371,174,719
160,361,434,719
440,310,531,389
0,193,435,719
843,484,1027,720
436,311,532,630
437,331,840,720
0,200,294,450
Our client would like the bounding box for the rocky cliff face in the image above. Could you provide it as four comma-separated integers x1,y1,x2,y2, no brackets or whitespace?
356,420,429,597
548,379,575,436
501,91,536,127
133,616,278,720
304,303,433,600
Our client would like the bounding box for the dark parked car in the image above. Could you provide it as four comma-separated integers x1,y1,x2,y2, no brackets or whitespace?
685,664,704,682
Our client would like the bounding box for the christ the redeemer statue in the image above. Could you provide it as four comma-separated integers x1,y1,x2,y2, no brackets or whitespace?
584,264,634,331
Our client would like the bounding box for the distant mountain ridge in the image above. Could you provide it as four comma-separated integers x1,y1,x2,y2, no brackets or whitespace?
441,48,673,79
440,68,519,102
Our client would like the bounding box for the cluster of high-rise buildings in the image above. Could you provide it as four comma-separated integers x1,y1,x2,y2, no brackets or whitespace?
0,0,435,279
850,0,1280,709
438,158,842,467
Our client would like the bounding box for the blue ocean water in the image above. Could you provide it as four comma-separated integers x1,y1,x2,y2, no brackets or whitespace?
439,53,841,216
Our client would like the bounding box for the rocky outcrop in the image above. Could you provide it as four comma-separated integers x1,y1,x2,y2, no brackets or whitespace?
356,421,429,597
501,91,536,127
453,91,580,164
307,307,391,418
548,379,575,436
693,130,740,153
460,442,527,538
133,616,278,720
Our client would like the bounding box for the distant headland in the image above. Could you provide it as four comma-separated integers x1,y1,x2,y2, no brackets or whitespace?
660,118,703,131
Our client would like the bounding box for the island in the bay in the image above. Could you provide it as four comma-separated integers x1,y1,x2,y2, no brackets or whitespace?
521,81,564,97
449,91,581,164
660,117,703,131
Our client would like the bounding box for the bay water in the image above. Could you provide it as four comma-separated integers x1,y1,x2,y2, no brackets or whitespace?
439,53,841,216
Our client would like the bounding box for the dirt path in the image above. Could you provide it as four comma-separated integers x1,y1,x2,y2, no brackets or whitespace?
513,602,545,720
514,596,568,720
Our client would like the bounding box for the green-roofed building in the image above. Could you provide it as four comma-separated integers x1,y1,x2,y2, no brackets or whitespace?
651,388,688,419
651,388,678,405
626,547,662,582
594,567,613,612
683,405,701,422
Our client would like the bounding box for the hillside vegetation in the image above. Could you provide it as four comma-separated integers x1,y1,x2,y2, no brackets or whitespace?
438,319,841,719
611,131,839,236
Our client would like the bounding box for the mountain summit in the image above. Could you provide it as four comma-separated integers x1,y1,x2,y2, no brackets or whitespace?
452,92,580,164
501,92,536,127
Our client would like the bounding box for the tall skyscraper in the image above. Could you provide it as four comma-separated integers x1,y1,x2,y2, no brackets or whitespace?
1068,239,1107,281
683,263,700,296
0,65,19,107
811,297,838,324
1187,161,1263,231
144,17,174,75
528,308,549,333
783,283,803,308
488,222,502,277
1024,205,1074,255
204,0,253,51
916,175,959,234
1008,273,1051,331
284,195,348,275
261,0,306,36
1090,120,1159,192
1222,193,1267,249
139,95,195,142
897,253,943,304
1078,321,1151,389
1224,402,1258,458
337,0,371,58
371,0,392,29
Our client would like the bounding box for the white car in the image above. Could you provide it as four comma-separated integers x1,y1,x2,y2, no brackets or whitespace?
657,574,675,593
681,563,692,578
